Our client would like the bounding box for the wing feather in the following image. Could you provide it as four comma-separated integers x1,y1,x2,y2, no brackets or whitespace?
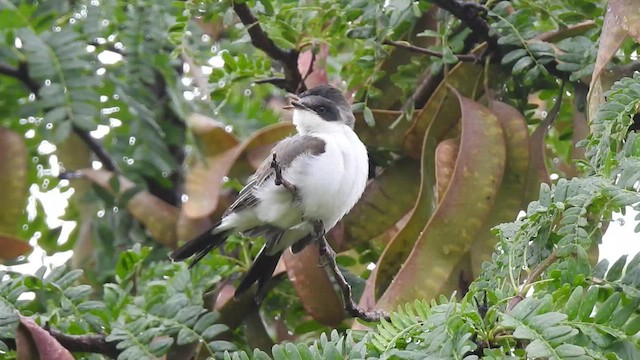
225,135,325,215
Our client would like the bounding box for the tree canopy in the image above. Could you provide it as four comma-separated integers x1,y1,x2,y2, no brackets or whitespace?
1,0,640,359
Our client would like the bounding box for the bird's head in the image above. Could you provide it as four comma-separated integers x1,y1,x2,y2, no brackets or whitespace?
286,85,355,132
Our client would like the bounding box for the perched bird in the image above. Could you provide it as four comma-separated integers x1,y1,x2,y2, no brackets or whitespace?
171,84,369,302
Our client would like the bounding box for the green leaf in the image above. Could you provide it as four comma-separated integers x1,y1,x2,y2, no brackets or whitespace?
363,106,375,127
606,255,628,281
512,56,534,73
594,292,621,324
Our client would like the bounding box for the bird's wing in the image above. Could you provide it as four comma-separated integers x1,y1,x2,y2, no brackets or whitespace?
224,134,326,215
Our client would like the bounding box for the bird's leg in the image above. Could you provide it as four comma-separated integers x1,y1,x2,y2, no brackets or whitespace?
271,153,298,196
312,220,390,323
311,220,334,267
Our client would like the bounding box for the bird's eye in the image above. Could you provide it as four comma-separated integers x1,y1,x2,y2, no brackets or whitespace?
318,106,326,113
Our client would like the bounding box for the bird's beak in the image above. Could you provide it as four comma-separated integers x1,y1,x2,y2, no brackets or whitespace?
289,100,312,112
283,93,300,110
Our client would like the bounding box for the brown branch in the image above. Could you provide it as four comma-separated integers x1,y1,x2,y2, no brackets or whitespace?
232,2,304,93
45,326,120,358
431,0,500,54
383,39,479,62
302,48,316,83
508,248,560,311
72,126,120,173
317,234,389,322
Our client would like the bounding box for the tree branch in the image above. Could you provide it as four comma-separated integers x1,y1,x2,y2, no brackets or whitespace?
0,62,40,94
44,326,121,358
72,126,120,173
431,0,500,54
232,3,304,93
383,39,479,62
0,61,120,173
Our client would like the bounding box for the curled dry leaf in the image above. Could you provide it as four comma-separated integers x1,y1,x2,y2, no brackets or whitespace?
469,101,530,277
17,316,74,360
81,169,179,248
372,51,492,299
375,91,506,309
403,44,488,158
587,0,640,122
435,138,460,201
183,114,240,219
283,244,344,326
0,128,28,237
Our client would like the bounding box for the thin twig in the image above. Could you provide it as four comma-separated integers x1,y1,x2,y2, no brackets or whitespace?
508,248,559,311
44,326,120,358
383,39,479,62
302,49,316,83
232,3,304,93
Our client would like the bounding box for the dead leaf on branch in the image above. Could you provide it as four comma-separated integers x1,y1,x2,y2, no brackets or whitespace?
16,316,74,360
376,90,506,309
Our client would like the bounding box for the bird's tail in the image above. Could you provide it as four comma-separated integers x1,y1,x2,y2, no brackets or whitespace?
234,245,283,303
170,221,231,267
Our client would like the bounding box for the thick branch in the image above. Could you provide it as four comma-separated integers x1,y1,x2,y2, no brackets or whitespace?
72,126,120,172
431,0,500,53
232,3,304,93
0,62,40,94
383,39,479,62
45,327,120,358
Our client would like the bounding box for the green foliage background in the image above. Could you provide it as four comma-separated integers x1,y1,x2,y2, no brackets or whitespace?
0,0,640,359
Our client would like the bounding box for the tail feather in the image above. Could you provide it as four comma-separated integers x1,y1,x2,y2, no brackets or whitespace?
170,221,230,266
234,245,283,303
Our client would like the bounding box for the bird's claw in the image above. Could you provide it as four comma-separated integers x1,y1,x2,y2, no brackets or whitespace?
271,153,298,196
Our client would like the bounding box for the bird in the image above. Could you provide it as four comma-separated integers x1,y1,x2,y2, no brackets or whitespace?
170,84,369,302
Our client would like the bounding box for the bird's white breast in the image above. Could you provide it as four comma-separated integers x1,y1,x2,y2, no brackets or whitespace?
288,117,368,231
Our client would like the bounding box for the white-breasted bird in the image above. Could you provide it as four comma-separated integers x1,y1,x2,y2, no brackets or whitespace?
170,84,369,302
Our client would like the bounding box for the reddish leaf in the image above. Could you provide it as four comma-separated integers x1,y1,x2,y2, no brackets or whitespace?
376,91,506,309
0,234,33,261
609,0,640,42
17,316,74,360
298,44,328,89
283,245,344,326
587,0,636,122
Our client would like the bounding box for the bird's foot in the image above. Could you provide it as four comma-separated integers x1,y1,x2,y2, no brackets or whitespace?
271,153,298,196
316,233,390,322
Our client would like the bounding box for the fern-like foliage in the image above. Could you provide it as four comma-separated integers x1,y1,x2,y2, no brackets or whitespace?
0,246,234,360
584,73,640,176
1,0,100,139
